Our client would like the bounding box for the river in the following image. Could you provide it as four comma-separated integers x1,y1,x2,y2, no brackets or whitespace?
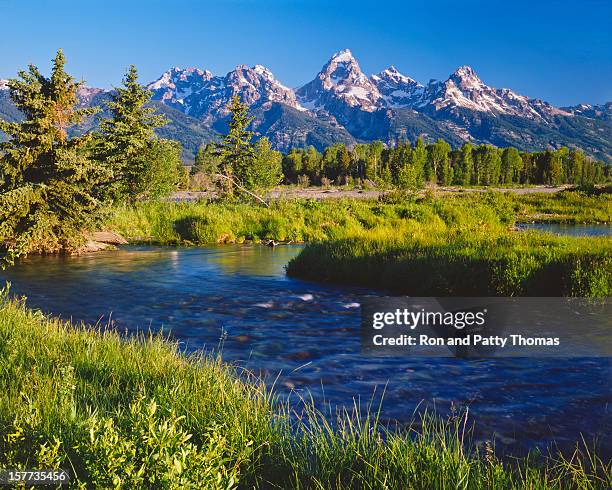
1,228,610,458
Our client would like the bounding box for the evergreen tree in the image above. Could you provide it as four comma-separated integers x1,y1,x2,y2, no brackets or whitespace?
217,95,255,192
96,65,167,201
411,138,428,183
0,50,106,265
542,150,563,185
336,145,351,184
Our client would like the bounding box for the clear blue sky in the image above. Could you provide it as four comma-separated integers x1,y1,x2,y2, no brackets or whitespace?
1,0,610,106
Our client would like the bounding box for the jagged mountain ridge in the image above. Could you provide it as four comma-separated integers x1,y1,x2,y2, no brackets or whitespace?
1,49,610,161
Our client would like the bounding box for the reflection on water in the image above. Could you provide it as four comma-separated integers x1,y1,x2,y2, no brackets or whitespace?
1,245,610,459
517,222,611,237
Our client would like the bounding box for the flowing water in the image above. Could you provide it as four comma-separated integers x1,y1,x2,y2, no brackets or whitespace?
1,241,610,458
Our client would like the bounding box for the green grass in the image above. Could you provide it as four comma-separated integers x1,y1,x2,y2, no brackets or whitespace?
106,192,520,245
286,231,611,297
106,191,610,247
510,190,611,224
105,191,611,297
281,192,611,297
1,292,610,488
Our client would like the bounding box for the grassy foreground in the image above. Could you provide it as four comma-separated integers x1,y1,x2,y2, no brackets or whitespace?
1,293,610,489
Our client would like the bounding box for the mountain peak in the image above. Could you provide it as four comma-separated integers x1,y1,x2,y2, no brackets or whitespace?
451,65,482,84
371,66,424,108
0,79,9,90
375,65,419,85
297,48,381,112
329,48,355,63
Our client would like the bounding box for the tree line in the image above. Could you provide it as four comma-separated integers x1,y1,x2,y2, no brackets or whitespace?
275,140,609,188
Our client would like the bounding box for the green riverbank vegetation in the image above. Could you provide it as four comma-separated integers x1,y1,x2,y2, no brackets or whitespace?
0,51,186,266
286,231,611,297
107,190,611,245
1,292,609,489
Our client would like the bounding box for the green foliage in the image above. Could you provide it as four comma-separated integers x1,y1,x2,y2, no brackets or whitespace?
275,138,608,189
287,231,611,297
250,137,283,189
96,65,180,202
217,95,255,193
139,139,188,199
0,50,107,266
191,142,221,177
0,293,609,488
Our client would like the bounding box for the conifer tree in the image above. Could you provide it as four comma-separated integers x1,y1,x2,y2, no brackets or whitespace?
96,65,167,201
217,95,255,192
0,50,105,266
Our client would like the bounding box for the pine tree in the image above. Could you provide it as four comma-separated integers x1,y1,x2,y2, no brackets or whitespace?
96,65,167,201
0,50,106,266
217,95,255,193
336,145,351,184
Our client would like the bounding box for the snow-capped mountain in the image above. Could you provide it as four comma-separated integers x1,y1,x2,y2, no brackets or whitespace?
147,64,303,119
370,66,425,108
0,49,610,161
418,65,570,121
296,49,382,112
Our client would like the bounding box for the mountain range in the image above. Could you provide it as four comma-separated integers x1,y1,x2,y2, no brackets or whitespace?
1,50,610,162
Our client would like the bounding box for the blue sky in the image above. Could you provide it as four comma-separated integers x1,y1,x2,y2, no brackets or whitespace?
1,0,610,106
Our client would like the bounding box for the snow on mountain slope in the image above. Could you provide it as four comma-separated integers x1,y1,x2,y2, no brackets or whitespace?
148,64,304,119
370,66,425,108
296,49,382,112
420,65,570,121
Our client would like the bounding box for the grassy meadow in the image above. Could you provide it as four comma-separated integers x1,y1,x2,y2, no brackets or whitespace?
1,292,610,489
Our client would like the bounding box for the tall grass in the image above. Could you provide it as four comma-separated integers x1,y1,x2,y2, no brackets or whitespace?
106,192,520,245
1,293,610,488
105,192,611,297
286,231,611,297
106,191,610,246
